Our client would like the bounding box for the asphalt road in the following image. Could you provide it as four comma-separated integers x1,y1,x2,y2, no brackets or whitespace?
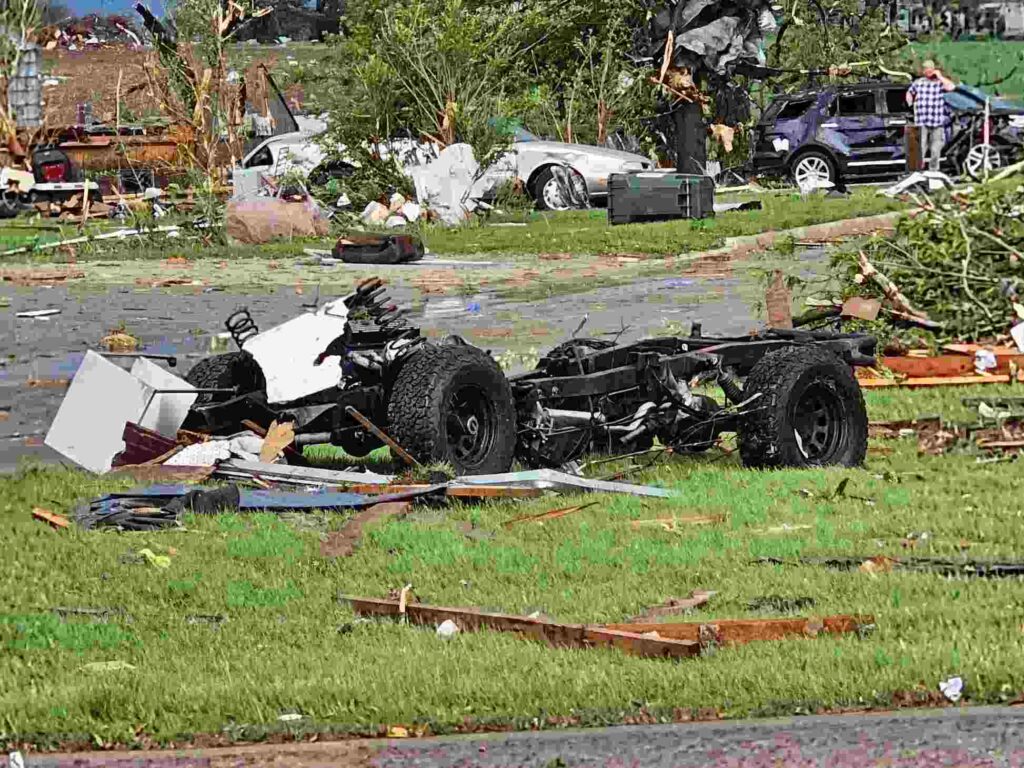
10,706,1024,767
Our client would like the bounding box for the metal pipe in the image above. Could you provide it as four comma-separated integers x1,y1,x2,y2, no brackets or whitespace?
292,432,333,447
344,405,422,467
546,408,606,426
100,352,178,367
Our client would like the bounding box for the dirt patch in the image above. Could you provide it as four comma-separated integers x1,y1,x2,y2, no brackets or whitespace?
320,502,411,558
0,267,84,286
44,46,155,126
470,328,514,339
411,269,460,295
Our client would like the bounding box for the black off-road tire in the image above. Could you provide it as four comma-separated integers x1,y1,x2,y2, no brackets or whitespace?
387,344,516,476
184,352,266,405
738,346,867,469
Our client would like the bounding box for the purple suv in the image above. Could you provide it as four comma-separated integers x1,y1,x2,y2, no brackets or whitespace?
751,81,1023,186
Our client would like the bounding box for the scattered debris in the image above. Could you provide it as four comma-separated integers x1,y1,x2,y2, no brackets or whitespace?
503,502,599,528
32,507,70,530
16,308,61,319
436,619,460,639
601,615,874,645
759,555,1024,579
940,676,964,703
629,514,725,530
629,590,716,622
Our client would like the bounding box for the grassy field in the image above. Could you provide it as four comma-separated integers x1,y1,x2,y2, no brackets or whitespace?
2,383,1023,750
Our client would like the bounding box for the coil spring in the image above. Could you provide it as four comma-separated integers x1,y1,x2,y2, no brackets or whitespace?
225,308,259,349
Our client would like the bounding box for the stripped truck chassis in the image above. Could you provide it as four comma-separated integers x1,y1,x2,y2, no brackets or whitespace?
182,279,878,475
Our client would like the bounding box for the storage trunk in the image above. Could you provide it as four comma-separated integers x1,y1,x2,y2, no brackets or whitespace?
607,172,715,225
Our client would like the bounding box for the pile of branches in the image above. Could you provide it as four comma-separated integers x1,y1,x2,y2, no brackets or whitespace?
831,184,1024,346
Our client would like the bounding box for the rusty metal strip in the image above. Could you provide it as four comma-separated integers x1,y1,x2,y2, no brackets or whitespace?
344,484,541,499
345,406,421,468
341,596,700,659
601,615,874,645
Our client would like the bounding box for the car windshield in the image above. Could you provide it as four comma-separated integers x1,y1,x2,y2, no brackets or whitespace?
513,127,540,142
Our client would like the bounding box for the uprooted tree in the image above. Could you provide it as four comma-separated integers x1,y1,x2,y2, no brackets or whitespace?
831,184,1024,349
135,0,271,179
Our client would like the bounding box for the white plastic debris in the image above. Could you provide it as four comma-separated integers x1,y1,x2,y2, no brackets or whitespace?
400,201,421,221
436,619,460,639
17,308,61,318
1012,322,1024,354
361,201,389,224
335,193,352,209
939,676,963,703
8,751,24,768
384,215,407,229
388,192,407,212
974,348,998,375
165,441,231,467
278,713,303,722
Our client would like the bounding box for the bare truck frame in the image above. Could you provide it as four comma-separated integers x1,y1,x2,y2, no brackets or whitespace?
182,278,877,474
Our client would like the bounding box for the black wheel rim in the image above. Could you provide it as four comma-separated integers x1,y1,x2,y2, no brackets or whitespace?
793,382,846,463
446,384,496,466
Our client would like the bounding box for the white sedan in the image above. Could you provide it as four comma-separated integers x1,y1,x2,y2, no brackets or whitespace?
238,125,654,211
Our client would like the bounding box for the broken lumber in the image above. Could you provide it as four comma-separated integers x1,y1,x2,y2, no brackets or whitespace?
503,502,599,527
342,596,700,659
857,374,1022,388
627,590,716,621
33,507,69,530
602,615,873,645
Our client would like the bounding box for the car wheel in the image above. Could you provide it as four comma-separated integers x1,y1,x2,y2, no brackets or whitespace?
183,352,266,406
532,166,587,211
0,190,20,219
387,343,516,476
791,151,836,190
963,143,1004,180
738,346,868,469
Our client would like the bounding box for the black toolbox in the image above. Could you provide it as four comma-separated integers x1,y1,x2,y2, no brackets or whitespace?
607,172,715,225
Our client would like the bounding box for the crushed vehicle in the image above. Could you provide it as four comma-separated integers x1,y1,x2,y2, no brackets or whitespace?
751,80,1024,186
237,125,654,211
182,279,877,475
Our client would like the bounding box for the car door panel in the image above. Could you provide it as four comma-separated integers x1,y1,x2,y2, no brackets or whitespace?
826,90,890,170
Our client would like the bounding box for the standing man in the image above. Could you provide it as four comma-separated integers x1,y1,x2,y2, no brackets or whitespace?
906,60,956,173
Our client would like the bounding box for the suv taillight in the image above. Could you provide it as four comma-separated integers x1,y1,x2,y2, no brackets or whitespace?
40,163,66,183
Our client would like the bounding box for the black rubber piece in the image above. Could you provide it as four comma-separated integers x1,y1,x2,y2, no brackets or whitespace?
738,345,867,469
387,344,516,475
184,352,266,405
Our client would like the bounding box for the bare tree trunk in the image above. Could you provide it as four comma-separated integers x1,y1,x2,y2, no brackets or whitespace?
674,101,706,175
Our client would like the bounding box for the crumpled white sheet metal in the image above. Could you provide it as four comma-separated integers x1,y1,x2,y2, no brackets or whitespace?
243,297,350,404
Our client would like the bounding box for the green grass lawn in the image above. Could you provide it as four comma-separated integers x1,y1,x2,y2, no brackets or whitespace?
2,383,1022,750
419,190,903,257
